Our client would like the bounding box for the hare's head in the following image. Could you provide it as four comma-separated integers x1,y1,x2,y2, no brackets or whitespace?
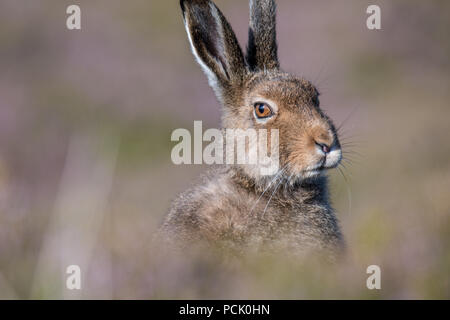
181,0,342,183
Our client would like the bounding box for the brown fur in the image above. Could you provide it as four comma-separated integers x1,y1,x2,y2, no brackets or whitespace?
159,0,345,259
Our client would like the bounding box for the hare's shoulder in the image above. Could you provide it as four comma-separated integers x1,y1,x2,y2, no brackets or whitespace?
161,168,255,243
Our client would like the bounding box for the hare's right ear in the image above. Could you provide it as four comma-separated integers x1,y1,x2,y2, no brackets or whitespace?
180,0,246,97
246,0,280,71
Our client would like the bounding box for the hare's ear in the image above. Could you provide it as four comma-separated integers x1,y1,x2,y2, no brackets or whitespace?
180,0,246,96
246,0,280,71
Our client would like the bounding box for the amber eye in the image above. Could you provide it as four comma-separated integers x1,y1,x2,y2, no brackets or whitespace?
254,103,273,119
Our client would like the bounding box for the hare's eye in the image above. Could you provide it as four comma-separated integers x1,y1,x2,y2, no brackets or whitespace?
254,103,273,119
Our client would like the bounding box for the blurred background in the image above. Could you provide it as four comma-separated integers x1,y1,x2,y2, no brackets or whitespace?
0,0,449,299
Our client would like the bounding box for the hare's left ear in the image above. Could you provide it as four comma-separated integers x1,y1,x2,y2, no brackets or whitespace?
180,0,246,97
246,0,280,71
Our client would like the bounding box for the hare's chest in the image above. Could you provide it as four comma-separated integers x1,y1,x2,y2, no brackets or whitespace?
197,192,298,242
198,191,336,251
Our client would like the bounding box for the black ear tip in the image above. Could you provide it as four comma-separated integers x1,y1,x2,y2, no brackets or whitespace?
180,0,187,14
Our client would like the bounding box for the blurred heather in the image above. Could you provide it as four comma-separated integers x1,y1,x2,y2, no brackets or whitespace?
0,0,449,299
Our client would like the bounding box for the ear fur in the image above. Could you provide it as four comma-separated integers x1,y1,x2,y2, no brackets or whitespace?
180,0,246,98
246,0,279,71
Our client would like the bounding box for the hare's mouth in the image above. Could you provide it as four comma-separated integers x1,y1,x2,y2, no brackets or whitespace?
323,148,343,169
301,149,342,178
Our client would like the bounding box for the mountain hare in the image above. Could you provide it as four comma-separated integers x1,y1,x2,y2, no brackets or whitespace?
160,0,345,258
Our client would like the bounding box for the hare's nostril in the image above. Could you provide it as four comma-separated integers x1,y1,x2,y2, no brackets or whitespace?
315,142,331,154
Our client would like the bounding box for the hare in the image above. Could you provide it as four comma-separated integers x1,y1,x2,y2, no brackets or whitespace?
160,0,345,259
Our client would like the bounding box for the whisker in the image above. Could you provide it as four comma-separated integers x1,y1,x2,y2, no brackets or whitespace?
339,164,353,179
261,174,285,219
342,150,364,158
340,137,366,145
342,154,363,164
342,155,362,164
336,105,360,133
337,166,352,216
248,165,287,216
340,142,363,148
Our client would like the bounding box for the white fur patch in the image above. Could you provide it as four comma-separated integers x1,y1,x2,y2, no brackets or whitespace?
324,149,342,168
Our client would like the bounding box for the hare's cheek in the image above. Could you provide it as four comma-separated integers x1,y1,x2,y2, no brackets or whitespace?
285,147,310,172
284,137,323,172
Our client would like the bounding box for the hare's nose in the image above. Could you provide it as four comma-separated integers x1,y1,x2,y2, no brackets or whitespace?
315,142,331,154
